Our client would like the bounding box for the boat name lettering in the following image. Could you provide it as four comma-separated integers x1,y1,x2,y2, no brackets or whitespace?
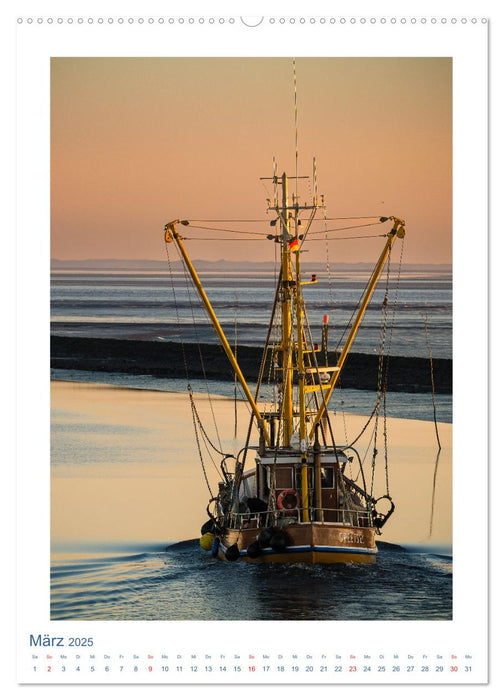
338,532,365,544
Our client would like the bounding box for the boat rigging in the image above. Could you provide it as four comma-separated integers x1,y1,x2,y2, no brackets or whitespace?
164,167,405,564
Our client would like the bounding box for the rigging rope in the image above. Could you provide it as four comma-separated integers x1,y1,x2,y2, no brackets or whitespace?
190,396,213,496
310,233,387,242
182,220,388,238
164,241,217,493
184,224,270,236
424,316,442,450
187,385,233,459
382,257,392,495
344,236,404,499
333,257,379,358
310,222,388,235
234,293,238,439
176,244,224,453
265,331,294,522
370,254,391,497
323,207,335,304
181,233,386,243
383,236,405,373
347,404,379,447
429,447,442,538
183,237,269,242
321,213,349,447
338,383,350,458
184,216,387,222
300,303,353,508
239,270,283,473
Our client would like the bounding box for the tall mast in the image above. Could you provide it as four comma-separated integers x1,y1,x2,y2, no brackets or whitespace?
279,171,310,520
293,223,309,522
279,172,293,446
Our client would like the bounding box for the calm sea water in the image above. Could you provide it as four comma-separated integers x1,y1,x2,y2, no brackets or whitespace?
51,540,452,621
50,270,452,622
50,367,452,424
51,268,452,423
51,269,452,358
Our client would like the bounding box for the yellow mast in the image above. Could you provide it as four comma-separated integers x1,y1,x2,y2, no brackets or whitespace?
164,220,270,446
279,173,294,446
275,171,317,519
294,243,309,521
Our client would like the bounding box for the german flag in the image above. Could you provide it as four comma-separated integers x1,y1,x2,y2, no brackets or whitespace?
289,237,300,252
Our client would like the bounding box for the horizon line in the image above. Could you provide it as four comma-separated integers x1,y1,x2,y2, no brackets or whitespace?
50,257,453,266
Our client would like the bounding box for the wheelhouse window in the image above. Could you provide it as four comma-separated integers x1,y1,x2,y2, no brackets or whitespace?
321,467,334,488
275,467,293,489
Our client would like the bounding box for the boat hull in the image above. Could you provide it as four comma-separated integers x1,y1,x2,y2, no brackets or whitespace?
217,522,377,564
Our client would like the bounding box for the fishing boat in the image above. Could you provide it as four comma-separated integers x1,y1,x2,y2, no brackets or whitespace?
164,161,405,564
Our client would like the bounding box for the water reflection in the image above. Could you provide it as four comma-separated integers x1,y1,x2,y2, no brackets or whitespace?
51,541,452,621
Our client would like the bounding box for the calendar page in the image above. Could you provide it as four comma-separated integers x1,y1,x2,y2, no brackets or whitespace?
12,0,492,693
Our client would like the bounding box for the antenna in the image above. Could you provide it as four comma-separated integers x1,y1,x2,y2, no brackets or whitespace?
273,156,278,207
293,58,299,206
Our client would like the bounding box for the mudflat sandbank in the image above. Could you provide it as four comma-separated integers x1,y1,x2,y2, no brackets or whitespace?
51,336,452,394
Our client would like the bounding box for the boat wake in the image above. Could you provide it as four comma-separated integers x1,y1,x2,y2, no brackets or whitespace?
51,541,452,621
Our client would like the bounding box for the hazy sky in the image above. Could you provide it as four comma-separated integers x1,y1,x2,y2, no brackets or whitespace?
51,57,452,264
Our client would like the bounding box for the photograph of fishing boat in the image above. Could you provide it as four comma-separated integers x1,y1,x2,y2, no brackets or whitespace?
50,57,452,620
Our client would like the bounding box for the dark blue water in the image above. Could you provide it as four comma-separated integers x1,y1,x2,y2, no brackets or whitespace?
51,269,452,359
51,540,452,621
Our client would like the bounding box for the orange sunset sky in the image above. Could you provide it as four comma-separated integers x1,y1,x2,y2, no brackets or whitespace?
51,57,452,264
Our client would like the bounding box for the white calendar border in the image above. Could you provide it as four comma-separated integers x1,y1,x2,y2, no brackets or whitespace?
10,0,492,690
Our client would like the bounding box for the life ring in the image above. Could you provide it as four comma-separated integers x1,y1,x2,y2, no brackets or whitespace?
277,489,300,513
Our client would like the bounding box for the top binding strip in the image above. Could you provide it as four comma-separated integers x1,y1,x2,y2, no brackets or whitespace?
16,16,488,25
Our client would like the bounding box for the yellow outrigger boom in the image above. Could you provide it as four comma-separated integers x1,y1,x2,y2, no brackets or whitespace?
164,220,271,446
308,217,405,440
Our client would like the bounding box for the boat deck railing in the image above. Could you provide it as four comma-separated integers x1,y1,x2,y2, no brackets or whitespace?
229,507,373,530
